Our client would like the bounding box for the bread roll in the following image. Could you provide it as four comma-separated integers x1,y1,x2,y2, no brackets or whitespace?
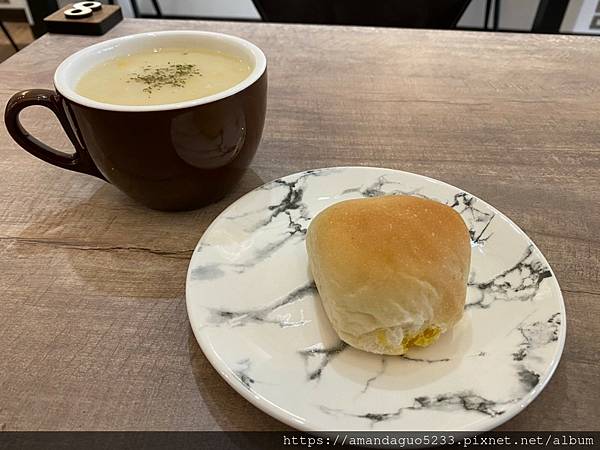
306,195,471,355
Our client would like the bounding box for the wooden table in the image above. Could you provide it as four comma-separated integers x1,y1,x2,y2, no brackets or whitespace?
0,18,598,431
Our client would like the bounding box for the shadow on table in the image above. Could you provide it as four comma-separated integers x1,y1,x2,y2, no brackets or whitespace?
187,329,292,435
15,168,266,299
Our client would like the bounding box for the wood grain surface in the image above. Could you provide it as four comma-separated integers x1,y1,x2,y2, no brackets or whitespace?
0,19,598,431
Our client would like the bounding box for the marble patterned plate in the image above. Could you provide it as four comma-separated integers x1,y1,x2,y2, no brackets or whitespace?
186,167,566,432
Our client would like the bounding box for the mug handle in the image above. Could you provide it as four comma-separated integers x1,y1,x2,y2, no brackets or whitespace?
4,89,105,180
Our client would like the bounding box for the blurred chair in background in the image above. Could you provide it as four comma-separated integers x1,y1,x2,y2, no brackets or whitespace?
250,0,471,29
124,0,576,35
0,22,19,51
123,0,162,18
532,0,570,33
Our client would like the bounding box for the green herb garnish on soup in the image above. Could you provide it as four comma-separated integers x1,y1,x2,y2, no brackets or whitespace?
76,47,252,106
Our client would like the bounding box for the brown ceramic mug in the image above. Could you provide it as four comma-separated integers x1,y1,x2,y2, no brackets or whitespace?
4,31,267,211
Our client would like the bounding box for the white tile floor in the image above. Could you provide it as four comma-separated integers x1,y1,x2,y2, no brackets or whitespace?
458,0,541,30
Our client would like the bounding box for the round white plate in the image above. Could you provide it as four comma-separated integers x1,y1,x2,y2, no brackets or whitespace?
186,167,566,432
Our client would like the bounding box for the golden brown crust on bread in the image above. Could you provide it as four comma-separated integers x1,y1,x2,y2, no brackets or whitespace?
306,195,471,355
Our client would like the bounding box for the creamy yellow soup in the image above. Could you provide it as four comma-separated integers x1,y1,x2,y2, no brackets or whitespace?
75,47,252,106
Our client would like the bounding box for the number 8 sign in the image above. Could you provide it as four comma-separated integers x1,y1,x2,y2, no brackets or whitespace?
64,1,103,19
